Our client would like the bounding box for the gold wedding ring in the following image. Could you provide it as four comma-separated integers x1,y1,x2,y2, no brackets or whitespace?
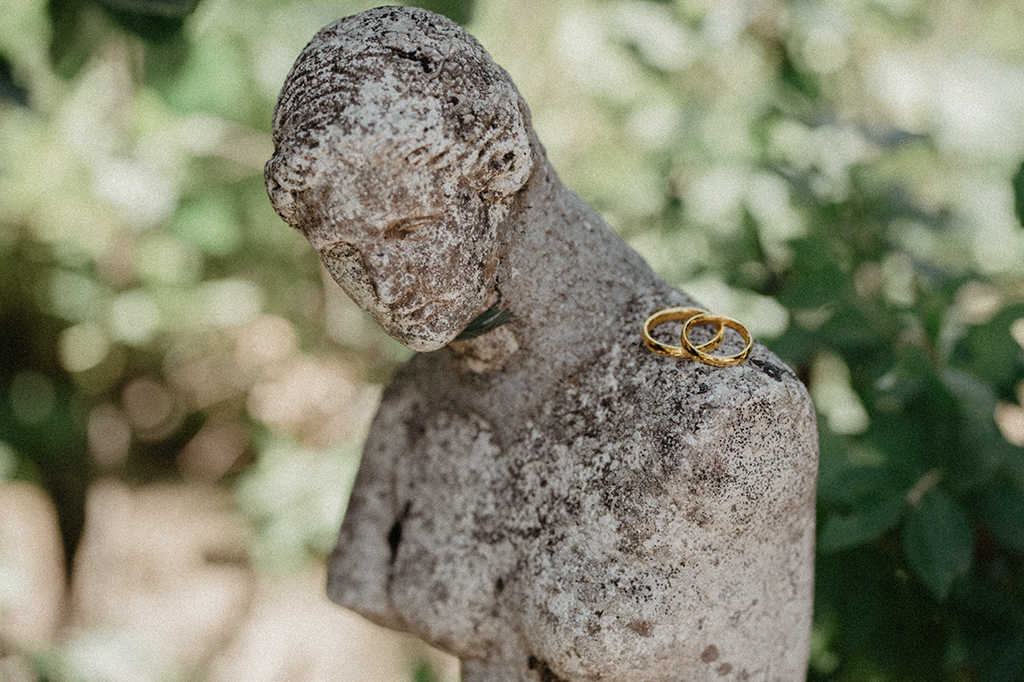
642,307,725,358
642,307,753,367
681,313,752,367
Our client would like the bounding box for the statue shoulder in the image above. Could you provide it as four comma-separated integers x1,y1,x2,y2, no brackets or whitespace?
533,338,814,442
366,352,498,457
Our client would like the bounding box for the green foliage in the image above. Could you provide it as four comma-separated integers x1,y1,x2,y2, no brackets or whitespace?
817,490,903,554
410,0,476,25
1014,161,1024,232
903,488,973,601
1,0,1024,680
235,435,360,573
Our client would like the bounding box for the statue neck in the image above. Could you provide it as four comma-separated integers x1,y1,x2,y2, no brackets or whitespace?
446,160,680,385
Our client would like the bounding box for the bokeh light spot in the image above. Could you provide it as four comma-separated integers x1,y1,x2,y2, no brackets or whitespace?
109,291,161,346
59,323,110,374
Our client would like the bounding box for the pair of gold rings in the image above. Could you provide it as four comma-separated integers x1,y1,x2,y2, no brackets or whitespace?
642,307,753,367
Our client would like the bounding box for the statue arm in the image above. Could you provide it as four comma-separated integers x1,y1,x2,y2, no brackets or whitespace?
326,376,420,631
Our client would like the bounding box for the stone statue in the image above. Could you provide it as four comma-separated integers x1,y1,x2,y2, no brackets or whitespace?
265,8,818,681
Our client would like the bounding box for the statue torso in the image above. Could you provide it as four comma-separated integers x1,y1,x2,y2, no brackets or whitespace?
332,320,817,679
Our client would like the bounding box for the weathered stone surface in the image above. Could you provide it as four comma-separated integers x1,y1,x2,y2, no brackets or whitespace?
266,7,818,681
266,6,532,352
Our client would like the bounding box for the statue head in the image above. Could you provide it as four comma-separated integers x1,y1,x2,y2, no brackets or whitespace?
265,7,535,351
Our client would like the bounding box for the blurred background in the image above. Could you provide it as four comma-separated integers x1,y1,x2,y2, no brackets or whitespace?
1,0,1023,680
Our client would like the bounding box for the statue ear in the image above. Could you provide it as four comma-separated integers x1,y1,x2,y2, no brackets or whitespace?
265,171,296,226
462,99,534,201
265,150,315,228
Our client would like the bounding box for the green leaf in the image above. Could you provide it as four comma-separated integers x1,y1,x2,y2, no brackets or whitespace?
984,630,1024,682
1013,160,1024,230
977,482,1024,553
0,53,29,107
47,0,114,79
408,0,477,25
954,303,1024,396
98,0,200,19
902,488,973,601
818,462,909,506
939,368,1006,492
950,573,1017,631
819,494,905,553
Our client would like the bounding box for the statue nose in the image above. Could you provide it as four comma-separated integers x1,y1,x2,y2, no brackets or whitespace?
373,278,404,306
361,251,409,306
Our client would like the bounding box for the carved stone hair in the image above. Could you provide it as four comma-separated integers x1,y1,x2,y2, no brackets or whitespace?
265,6,535,229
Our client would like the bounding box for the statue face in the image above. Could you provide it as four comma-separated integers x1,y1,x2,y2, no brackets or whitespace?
301,162,499,351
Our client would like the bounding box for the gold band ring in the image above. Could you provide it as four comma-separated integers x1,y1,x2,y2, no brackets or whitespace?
681,313,752,367
642,308,725,358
